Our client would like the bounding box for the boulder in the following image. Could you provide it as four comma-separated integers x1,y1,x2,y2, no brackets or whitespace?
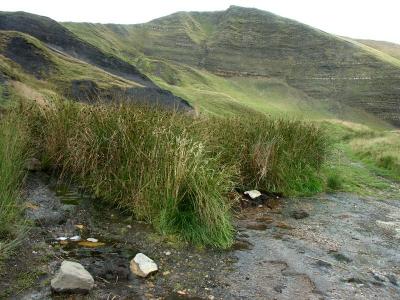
51,261,94,293
130,253,158,278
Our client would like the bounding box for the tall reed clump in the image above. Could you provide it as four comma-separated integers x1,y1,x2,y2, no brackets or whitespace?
28,101,236,248
208,115,329,195
0,112,28,261
25,100,328,247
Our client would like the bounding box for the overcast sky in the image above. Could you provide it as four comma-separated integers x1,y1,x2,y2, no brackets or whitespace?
1,0,399,44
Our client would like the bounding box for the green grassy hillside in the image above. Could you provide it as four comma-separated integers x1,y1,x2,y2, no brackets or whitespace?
63,6,400,127
356,39,400,61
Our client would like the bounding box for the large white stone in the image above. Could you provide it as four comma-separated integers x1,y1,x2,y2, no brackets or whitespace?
244,190,262,199
51,261,94,293
130,253,158,278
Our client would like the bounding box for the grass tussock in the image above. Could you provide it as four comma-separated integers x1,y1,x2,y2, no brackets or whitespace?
210,117,328,195
0,112,28,261
24,100,328,248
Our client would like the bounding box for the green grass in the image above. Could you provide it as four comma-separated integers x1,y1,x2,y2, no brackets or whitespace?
321,120,399,195
0,111,28,262
23,99,328,248
350,132,400,180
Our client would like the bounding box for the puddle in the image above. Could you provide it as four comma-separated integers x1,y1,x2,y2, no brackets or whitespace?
55,183,91,205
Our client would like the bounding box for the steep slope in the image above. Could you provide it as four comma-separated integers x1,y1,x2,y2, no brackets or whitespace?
63,6,400,126
0,30,191,110
0,12,192,110
0,11,153,86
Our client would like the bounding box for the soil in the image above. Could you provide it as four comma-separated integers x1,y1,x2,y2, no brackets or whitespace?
1,172,399,299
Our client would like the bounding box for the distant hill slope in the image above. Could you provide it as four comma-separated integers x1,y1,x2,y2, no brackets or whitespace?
63,6,400,127
0,12,192,110
0,8,399,127
356,39,400,61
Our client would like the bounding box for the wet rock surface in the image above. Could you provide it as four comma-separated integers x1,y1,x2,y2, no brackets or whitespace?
1,173,400,299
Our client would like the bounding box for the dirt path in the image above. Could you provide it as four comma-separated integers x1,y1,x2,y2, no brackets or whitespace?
1,173,399,299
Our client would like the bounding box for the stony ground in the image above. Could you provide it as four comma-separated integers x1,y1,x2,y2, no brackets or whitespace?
1,172,399,299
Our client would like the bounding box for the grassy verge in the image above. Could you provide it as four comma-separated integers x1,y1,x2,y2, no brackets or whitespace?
321,120,399,194
23,100,328,248
0,112,28,262
350,132,400,180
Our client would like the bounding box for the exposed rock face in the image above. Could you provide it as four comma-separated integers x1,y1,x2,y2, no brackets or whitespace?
4,36,52,79
70,80,100,102
51,261,94,293
130,253,158,278
0,11,153,87
69,80,192,111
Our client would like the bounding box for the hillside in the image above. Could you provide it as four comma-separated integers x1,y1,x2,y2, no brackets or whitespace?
63,6,400,127
356,39,400,61
0,8,399,126
0,12,191,110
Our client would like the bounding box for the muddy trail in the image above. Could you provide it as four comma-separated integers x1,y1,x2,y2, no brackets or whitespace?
1,172,400,299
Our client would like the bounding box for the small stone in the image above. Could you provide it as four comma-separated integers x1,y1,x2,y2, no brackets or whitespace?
275,222,295,230
51,261,94,293
56,237,68,241
86,238,98,243
70,236,81,242
130,253,158,278
24,158,42,171
291,210,310,219
232,239,253,251
164,251,171,256
255,216,274,223
244,190,261,199
245,222,269,230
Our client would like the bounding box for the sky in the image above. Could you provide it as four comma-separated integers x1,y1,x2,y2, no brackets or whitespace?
1,0,399,44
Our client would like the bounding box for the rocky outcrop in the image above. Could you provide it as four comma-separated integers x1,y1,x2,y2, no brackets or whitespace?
4,36,53,79
51,261,94,293
0,11,154,86
68,80,192,111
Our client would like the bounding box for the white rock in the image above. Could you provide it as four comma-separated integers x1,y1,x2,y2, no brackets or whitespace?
56,237,68,241
244,190,261,199
51,261,94,293
86,238,98,243
130,253,158,278
70,236,81,242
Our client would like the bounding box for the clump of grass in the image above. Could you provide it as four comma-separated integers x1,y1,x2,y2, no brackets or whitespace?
0,112,28,261
27,101,235,248
209,116,329,195
24,100,328,247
